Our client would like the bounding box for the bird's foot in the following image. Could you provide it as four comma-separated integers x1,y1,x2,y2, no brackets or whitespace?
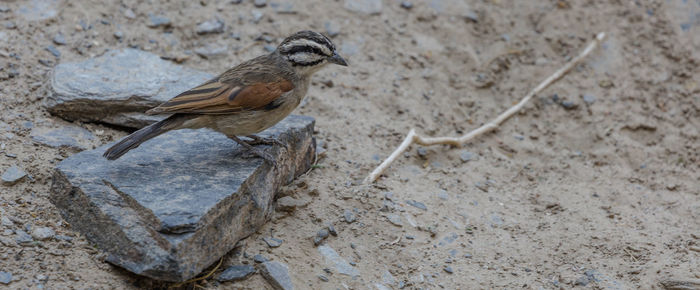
245,135,286,148
228,135,278,167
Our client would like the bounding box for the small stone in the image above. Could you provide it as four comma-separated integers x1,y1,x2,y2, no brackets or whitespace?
147,14,171,28
31,227,55,241
1,217,12,228
123,8,136,19
464,253,472,258
324,21,341,37
444,266,454,274
327,224,337,236
251,10,264,23
0,6,9,13
276,196,299,212
400,1,413,9
55,235,73,242
272,2,296,14
194,44,227,59
344,0,382,15
560,100,578,110
459,151,473,162
405,200,427,211
318,245,359,277
254,254,269,263
463,10,478,22
263,237,283,248
318,274,328,282
113,31,123,40
2,166,27,185
259,261,294,290
264,44,276,52
196,19,224,35
53,33,66,45
475,181,489,192
599,79,614,88
437,190,449,200
314,229,329,246
36,274,48,281
514,134,524,141
15,229,33,245
343,209,356,223
416,147,428,158
0,271,11,284
583,94,596,104
575,275,590,286
46,45,61,57
230,0,242,4
387,214,402,227
254,0,267,7
217,265,255,282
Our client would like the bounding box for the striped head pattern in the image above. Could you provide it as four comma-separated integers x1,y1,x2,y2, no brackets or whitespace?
277,30,347,72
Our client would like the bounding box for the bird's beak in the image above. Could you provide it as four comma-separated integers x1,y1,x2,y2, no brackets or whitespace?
328,52,348,66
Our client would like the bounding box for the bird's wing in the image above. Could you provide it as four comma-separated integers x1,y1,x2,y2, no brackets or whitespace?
145,74,294,115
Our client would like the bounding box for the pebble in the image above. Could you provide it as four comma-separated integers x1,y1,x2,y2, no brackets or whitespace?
400,1,413,9
416,147,428,158
0,6,9,13
327,224,337,236
272,2,296,14
194,45,227,59
254,0,267,7
575,275,590,286
318,274,329,282
318,245,360,277
147,14,171,28
276,196,299,212
0,271,11,284
324,21,341,37
263,237,283,248
475,181,489,192
114,31,123,40
31,227,55,241
196,19,225,34
387,214,403,227
2,166,27,185
15,229,33,245
560,100,578,110
444,266,454,274
437,190,449,200
123,8,136,19
251,10,264,23
46,46,60,57
343,209,356,223
253,254,269,263
514,134,524,141
52,33,66,45
217,265,255,282
459,151,473,162
405,200,427,211
1,216,12,227
259,261,294,290
263,44,276,52
314,229,329,246
344,0,383,15
583,94,596,104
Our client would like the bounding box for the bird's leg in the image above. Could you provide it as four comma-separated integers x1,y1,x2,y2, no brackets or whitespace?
245,135,286,147
228,135,277,166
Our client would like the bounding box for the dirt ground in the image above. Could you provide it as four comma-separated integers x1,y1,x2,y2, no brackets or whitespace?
0,0,699,288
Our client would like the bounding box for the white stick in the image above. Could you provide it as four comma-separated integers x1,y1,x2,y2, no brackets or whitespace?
365,32,607,184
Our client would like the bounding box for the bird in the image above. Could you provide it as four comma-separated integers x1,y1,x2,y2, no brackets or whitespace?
103,30,347,163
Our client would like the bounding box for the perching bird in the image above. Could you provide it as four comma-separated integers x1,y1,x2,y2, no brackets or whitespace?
103,30,347,162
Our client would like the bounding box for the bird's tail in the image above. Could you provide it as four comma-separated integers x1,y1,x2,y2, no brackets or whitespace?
103,114,186,160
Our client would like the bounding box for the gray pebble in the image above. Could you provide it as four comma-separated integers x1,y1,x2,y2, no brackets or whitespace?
400,1,413,9
343,209,356,223
0,6,9,13
123,8,136,19
575,275,590,286
194,45,227,59
15,229,33,245
416,147,428,158
46,45,60,57
475,181,489,192
259,261,294,290
0,271,11,284
230,0,242,4
464,253,472,258
405,200,427,211
52,33,66,45
147,14,171,28
114,31,124,40
444,266,454,274
459,151,473,162
254,0,267,7
217,265,255,282
253,254,269,263
514,134,524,141
387,214,402,227
344,0,383,15
318,274,329,282
31,227,55,241
263,237,283,248
55,235,73,242
463,10,478,22
437,190,449,200
560,100,578,110
314,229,329,246
583,94,596,104
2,166,27,185
1,216,13,228
327,224,337,236
251,10,264,23
196,19,224,35
263,44,276,52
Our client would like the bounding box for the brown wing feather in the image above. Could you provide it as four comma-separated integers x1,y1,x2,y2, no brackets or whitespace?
146,77,294,115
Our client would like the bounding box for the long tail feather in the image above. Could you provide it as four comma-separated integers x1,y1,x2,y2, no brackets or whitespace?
103,115,184,160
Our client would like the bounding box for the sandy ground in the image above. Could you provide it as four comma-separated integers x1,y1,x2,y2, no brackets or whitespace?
1,0,699,288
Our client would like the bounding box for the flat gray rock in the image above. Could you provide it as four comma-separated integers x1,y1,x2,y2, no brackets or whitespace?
50,115,316,282
317,245,360,277
46,48,213,129
216,265,255,282
30,125,95,150
259,261,294,290
2,166,27,185
344,0,382,15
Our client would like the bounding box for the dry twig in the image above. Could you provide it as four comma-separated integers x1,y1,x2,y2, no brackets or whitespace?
365,32,607,184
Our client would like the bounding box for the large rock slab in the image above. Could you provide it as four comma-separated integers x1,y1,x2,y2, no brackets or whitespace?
50,115,316,282
45,48,213,129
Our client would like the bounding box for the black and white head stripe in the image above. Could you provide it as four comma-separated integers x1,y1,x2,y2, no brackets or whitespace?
278,31,336,66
